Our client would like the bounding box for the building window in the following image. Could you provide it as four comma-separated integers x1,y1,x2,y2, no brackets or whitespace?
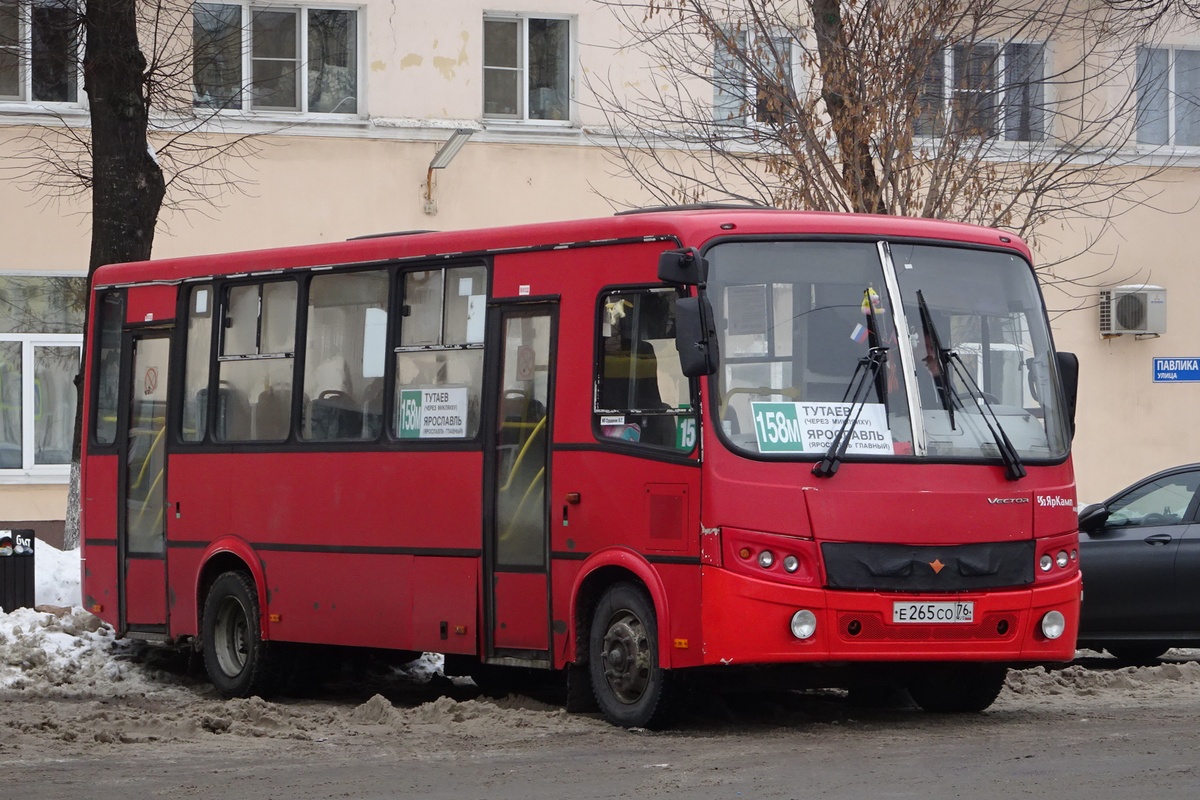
915,42,1046,141
0,275,85,475
193,3,359,114
0,0,79,103
1136,46,1200,147
713,27,793,126
483,15,571,122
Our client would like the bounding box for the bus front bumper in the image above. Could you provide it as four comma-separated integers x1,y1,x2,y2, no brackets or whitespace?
696,566,1081,667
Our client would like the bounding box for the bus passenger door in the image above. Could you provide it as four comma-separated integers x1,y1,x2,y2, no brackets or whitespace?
485,304,556,662
117,333,171,636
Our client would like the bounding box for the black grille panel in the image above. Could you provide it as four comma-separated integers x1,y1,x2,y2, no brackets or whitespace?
821,541,1035,591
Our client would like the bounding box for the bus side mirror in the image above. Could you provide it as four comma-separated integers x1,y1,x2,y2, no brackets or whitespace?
658,248,708,286
675,295,720,377
1055,350,1079,438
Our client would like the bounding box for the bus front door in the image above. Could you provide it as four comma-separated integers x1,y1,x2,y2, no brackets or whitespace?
117,333,171,636
486,305,556,662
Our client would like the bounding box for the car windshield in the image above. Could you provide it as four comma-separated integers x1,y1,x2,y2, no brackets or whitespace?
707,239,1071,463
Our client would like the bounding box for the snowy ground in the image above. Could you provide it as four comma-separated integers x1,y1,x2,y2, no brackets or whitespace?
5,541,1200,730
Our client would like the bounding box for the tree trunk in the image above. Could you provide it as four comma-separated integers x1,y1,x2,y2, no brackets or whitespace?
809,0,887,215
63,0,166,551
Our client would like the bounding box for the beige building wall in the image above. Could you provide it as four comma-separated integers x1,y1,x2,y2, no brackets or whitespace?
2,0,1199,530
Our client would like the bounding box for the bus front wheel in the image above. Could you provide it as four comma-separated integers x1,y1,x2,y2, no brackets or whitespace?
907,664,1007,713
588,582,675,728
202,571,276,698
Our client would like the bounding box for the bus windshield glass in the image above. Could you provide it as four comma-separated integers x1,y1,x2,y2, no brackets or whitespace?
707,240,1070,463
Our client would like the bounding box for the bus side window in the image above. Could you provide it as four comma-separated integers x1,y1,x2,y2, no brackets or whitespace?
215,280,297,442
181,285,212,442
594,288,694,451
301,270,388,441
393,265,486,440
94,290,125,446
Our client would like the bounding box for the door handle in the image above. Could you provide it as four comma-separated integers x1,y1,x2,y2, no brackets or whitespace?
1144,533,1173,545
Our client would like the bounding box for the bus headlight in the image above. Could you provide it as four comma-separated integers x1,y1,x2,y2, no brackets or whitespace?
790,609,817,640
1055,551,1069,569
758,550,775,568
1039,554,1053,572
1040,610,1066,640
783,555,800,573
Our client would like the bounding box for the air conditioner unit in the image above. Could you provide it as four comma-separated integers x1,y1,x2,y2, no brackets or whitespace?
1099,285,1167,336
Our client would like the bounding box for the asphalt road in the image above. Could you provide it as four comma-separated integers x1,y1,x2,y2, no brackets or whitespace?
3,655,1198,800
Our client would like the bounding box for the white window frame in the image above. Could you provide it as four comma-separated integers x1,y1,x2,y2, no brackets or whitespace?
0,333,81,482
1135,45,1200,149
0,0,84,107
918,40,1048,143
482,12,575,126
193,1,365,117
712,26,797,128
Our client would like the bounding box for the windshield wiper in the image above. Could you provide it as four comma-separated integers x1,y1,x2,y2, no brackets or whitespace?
916,290,955,428
915,290,1025,481
813,344,889,478
943,352,1027,481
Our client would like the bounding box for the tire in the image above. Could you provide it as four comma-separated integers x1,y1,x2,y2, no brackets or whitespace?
1104,644,1168,663
201,570,277,698
908,664,1007,713
589,582,675,728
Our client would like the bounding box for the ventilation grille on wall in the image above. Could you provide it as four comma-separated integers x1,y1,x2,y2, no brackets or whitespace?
1099,285,1167,336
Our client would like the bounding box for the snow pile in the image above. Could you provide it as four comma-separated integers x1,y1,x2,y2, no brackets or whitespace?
0,606,125,691
1007,661,1200,696
35,540,82,607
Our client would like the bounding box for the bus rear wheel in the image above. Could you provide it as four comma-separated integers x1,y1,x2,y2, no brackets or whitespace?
588,582,675,728
202,571,276,698
907,664,1007,713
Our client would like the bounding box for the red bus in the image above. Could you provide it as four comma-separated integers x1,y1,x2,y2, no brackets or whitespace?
80,208,1081,727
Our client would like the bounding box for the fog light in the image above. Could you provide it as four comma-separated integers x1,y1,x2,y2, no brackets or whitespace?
783,555,799,573
1040,610,1066,640
1039,554,1053,572
758,550,775,568
1055,550,1069,569
790,609,817,639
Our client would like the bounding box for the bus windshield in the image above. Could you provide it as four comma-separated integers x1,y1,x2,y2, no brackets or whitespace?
707,240,1071,463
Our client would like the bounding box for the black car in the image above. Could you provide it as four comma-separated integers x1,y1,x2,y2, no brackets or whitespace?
1077,463,1200,661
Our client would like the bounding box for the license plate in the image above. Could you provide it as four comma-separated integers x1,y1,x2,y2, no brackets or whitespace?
892,600,974,624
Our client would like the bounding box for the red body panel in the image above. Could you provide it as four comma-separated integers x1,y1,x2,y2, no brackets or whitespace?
81,544,118,616
493,572,549,650
124,558,167,626
165,450,482,652
125,284,177,325
81,455,119,618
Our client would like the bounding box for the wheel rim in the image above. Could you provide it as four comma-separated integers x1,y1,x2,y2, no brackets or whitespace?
601,608,651,705
213,595,250,678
